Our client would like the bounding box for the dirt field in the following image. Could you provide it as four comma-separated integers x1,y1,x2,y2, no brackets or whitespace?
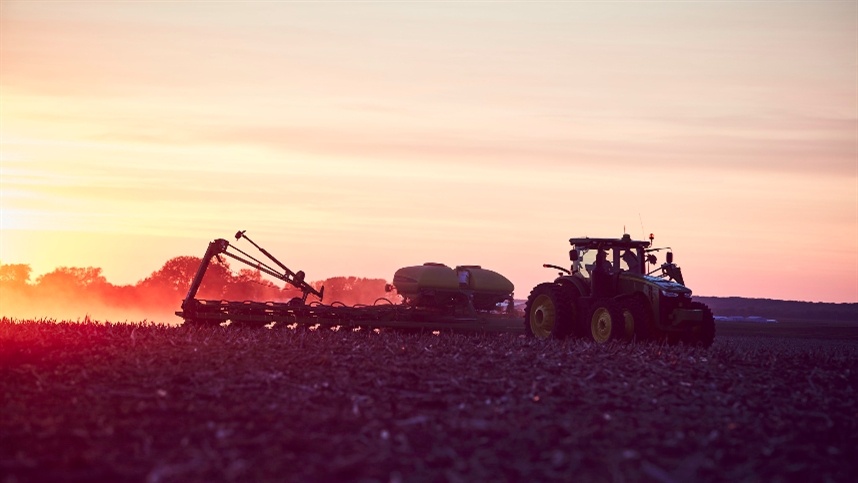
1,318,856,482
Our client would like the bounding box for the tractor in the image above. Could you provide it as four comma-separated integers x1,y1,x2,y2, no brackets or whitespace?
524,234,715,346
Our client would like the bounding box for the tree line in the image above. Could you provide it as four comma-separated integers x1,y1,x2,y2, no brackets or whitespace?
0,257,391,322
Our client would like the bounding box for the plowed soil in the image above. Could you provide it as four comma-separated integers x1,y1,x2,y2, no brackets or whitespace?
1,318,856,482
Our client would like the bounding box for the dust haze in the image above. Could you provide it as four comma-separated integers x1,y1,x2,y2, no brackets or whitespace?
0,257,393,324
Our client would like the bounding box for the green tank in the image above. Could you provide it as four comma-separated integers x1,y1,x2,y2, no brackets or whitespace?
392,263,459,295
392,263,514,311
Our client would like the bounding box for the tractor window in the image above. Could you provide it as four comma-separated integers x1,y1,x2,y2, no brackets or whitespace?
618,248,643,274
577,248,596,278
576,247,646,276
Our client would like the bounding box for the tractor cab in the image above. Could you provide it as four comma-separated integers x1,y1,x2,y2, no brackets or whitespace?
569,234,650,278
569,234,684,285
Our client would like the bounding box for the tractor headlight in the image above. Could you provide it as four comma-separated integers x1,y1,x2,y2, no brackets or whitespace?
661,290,680,298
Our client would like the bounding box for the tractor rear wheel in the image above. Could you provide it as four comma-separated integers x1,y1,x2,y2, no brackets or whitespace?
588,299,625,343
619,296,652,342
524,283,577,339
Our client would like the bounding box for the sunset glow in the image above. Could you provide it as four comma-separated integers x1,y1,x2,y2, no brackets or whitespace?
1,1,856,308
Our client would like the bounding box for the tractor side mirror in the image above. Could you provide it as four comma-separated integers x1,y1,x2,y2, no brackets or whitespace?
569,249,579,261
646,254,657,265
666,252,674,264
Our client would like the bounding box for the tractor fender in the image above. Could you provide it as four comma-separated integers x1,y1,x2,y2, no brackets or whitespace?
555,275,589,298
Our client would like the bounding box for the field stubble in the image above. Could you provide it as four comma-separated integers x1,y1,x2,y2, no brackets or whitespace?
1,318,856,482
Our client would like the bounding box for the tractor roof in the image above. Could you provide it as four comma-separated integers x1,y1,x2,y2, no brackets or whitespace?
569,234,651,250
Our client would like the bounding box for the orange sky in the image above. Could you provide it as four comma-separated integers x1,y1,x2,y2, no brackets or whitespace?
1,1,856,304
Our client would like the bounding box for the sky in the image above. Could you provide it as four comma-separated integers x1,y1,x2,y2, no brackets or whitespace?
1,0,856,305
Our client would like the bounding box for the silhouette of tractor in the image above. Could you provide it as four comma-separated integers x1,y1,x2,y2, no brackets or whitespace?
525,234,715,346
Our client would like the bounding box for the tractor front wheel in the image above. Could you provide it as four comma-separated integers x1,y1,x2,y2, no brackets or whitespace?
524,283,577,339
588,300,625,343
681,301,716,347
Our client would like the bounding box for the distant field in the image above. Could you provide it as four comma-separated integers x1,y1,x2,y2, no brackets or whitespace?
1,318,856,482
716,318,858,341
